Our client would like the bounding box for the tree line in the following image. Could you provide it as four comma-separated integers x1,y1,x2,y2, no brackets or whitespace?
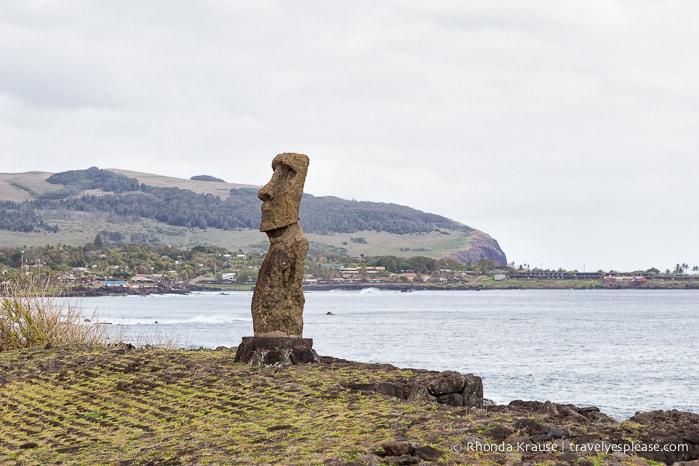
1,168,471,236
0,242,497,283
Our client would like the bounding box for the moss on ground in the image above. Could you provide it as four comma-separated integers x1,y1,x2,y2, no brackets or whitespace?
0,345,677,465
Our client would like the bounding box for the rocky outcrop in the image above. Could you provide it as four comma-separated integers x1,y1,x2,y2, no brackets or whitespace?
379,441,444,463
331,355,698,465
448,231,507,266
624,410,699,465
345,369,483,408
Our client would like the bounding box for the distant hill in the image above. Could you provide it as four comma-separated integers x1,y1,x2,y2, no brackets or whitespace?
0,168,507,265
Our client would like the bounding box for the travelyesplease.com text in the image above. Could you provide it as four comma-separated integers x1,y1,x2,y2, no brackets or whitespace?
453,441,688,455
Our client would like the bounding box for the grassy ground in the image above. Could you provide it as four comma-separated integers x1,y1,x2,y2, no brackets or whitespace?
0,345,682,465
0,345,448,465
0,222,479,262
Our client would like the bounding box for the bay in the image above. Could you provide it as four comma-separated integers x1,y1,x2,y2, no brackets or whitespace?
75,289,699,421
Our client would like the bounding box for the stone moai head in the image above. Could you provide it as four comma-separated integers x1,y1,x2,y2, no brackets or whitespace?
257,153,309,232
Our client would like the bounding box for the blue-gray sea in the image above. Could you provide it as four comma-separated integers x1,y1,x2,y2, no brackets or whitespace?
74,289,698,421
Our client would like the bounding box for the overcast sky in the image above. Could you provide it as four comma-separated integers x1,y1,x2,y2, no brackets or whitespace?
2,1,698,272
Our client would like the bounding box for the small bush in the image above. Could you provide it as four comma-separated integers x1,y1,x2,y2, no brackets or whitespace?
0,275,109,351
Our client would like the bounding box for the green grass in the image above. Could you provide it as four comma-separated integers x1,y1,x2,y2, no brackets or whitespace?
0,345,679,465
0,346,451,464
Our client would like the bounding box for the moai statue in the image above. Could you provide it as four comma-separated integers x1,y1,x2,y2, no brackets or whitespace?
234,153,319,366
251,153,309,337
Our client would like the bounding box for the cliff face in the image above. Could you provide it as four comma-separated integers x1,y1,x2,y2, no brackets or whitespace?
447,232,507,266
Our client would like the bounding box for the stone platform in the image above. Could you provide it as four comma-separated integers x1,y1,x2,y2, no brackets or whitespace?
233,336,320,367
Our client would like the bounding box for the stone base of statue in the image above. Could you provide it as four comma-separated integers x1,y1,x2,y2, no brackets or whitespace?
234,336,320,367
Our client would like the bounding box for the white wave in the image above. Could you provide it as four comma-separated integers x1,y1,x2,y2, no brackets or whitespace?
359,287,381,294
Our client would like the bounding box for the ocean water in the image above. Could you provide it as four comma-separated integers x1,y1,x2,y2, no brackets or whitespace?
74,289,699,421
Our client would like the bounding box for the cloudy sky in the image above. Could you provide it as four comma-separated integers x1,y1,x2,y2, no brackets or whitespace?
2,1,698,272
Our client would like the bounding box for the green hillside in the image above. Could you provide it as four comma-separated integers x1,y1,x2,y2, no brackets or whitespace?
0,168,506,265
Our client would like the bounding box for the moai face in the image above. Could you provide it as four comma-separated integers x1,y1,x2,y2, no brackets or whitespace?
258,153,309,232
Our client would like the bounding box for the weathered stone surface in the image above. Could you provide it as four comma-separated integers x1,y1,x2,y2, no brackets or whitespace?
251,222,309,337
413,445,445,461
627,410,699,465
426,370,465,397
406,376,432,404
462,373,484,408
483,424,515,441
250,153,310,338
381,440,415,456
351,369,484,409
437,392,464,407
447,231,508,266
385,455,420,465
233,336,319,367
257,153,309,232
324,454,382,466
346,382,407,399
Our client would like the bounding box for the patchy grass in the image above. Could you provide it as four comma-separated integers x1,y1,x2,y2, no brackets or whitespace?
0,345,681,465
0,345,450,464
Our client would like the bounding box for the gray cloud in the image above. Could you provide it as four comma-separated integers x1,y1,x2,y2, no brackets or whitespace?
1,0,697,272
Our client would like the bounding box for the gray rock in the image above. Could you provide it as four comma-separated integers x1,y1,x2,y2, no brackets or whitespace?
381,440,415,456
414,445,445,461
437,392,464,406
461,373,484,408
385,455,420,465
426,370,465,397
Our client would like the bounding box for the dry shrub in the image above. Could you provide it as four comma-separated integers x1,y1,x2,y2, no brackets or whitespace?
0,275,109,351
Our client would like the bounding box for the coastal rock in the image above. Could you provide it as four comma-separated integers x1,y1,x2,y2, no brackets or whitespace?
484,424,515,441
348,369,484,408
325,454,382,466
447,231,507,266
627,410,699,464
406,376,432,404
461,373,484,408
346,381,407,399
437,393,464,406
414,445,445,461
381,440,415,456
385,455,420,465
426,370,465,397
508,400,613,424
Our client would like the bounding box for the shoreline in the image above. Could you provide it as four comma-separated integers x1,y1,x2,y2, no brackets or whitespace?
56,280,699,297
